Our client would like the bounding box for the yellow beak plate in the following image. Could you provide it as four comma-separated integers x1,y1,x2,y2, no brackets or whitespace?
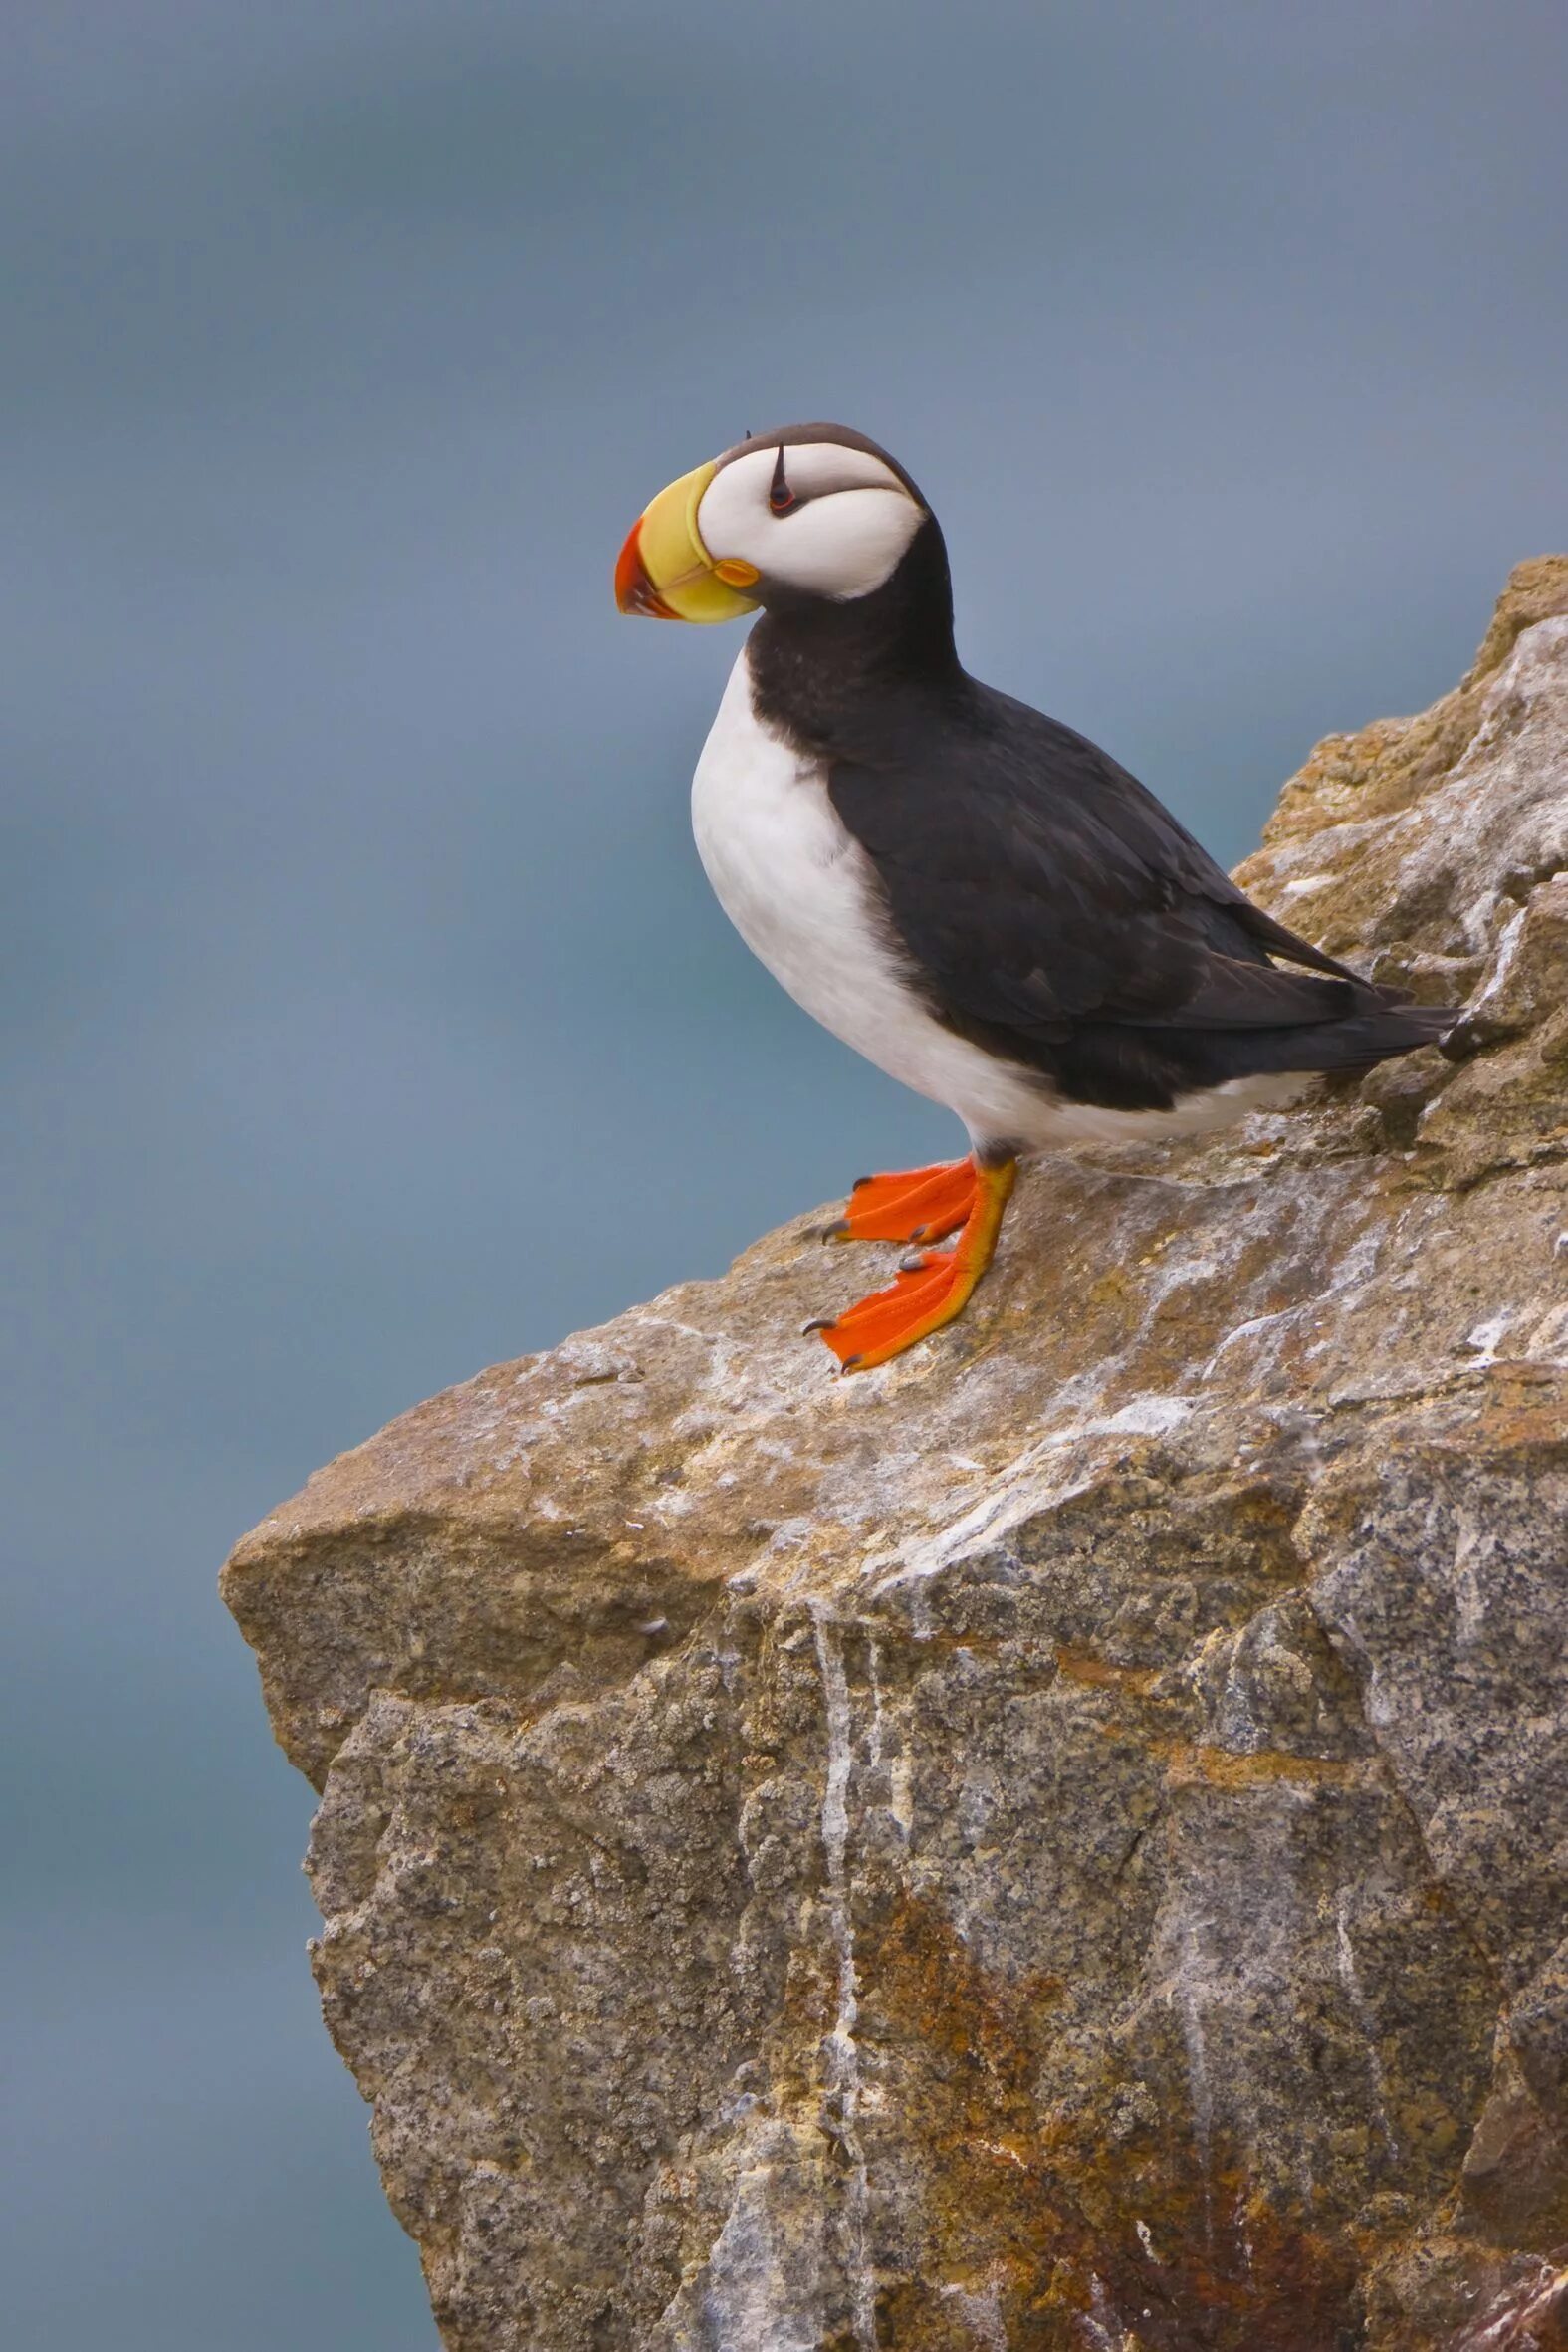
615,460,760,623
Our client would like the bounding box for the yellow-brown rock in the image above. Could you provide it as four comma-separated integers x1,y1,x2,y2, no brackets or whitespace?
224,562,1568,2351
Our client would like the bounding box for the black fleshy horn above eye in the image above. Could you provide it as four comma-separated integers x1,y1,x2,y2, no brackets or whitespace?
768,447,797,515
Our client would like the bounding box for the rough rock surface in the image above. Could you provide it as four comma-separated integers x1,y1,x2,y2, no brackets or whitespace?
224,562,1568,2351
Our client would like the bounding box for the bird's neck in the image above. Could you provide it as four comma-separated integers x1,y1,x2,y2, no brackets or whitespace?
744,519,968,759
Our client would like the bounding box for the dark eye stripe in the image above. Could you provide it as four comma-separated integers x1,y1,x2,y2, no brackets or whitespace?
768,446,797,515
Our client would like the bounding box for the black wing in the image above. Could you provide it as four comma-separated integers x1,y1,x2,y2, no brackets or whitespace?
828,685,1447,1115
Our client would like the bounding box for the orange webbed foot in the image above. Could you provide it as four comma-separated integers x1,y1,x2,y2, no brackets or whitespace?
811,1157,1017,1371
824,1157,978,1245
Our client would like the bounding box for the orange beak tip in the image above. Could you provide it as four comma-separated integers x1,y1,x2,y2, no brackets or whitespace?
614,518,679,619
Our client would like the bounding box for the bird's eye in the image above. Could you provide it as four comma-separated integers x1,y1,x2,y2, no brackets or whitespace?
768,448,797,515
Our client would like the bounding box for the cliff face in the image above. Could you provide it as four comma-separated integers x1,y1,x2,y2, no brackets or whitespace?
223,563,1568,2352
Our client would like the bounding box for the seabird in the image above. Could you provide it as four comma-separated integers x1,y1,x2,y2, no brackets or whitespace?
615,422,1454,1371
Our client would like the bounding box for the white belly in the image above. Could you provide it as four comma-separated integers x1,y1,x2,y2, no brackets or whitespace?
689,648,1301,1153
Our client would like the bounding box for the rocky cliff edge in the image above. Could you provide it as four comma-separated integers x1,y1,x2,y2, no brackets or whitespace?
224,561,1568,2352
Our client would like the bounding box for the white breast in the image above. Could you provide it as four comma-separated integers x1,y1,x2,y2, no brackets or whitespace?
689,647,1303,1154
690,649,1056,1148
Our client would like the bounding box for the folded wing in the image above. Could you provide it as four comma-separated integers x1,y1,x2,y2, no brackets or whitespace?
828,686,1451,1112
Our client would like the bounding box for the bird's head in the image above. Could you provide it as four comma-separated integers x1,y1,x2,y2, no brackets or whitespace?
614,423,930,623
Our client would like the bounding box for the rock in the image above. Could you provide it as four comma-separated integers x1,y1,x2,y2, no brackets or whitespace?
223,561,1568,2351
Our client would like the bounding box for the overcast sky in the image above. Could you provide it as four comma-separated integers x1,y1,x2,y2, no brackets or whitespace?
2,4,1564,2345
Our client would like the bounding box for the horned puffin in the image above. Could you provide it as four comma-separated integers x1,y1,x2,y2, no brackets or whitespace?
614,422,1453,1372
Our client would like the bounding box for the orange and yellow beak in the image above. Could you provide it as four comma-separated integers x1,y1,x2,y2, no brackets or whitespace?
614,460,761,624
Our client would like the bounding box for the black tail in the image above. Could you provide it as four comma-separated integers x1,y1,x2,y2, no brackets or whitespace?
1180,993,1456,1083
1056,988,1459,1106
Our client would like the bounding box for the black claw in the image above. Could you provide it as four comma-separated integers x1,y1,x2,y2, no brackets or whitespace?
899,1251,927,1273
851,1174,873,1191
909,1223,928,1242
841,1352,864,1370
802,1316,836,1335
820,1220,849,1243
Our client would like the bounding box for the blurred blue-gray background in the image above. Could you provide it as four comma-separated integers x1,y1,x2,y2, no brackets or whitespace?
3,3,1564,2344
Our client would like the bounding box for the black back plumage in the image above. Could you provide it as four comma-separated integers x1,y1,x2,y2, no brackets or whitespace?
747,514,1453,1119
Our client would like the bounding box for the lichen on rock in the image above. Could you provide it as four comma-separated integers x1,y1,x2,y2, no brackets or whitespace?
224,561,1568,2351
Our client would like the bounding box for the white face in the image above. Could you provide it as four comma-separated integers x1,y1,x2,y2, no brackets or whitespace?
695,440,925,602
